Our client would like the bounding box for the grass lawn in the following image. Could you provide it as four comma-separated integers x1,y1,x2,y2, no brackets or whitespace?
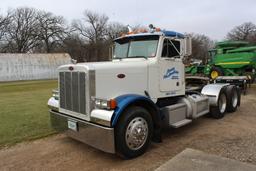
0,80,58,148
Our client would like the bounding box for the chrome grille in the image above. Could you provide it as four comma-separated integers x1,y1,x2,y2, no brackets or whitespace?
79,73,86,114
59,71,86,114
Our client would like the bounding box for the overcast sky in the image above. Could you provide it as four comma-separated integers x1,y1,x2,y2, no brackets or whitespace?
1,0,256,40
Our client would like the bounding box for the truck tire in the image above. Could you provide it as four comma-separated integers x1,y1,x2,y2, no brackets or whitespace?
115,106,153,159
237,87,241,106
210,89,227,119
226,85,239,112
210,66,223,79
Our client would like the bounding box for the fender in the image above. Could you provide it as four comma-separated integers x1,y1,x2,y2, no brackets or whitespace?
201,83,229,106
111,94,160,127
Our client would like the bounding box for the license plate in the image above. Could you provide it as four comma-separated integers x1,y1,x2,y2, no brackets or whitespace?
68,120,77,131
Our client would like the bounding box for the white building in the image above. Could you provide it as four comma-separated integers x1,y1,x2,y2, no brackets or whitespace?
0,53,71,81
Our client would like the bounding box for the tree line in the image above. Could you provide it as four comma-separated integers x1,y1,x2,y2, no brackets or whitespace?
0,7,128,62
0,7,256,62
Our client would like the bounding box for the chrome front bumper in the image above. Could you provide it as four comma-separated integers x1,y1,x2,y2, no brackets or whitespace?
50,110,115,153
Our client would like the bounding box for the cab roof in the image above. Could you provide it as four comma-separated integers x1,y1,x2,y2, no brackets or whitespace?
115,30,185,41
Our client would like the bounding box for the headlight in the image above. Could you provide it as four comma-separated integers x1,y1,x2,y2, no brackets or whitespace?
95,98,117,110
101,100,108,108
52,89,59,100
95,99,101,106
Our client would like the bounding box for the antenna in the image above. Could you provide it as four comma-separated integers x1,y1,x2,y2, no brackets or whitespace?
71,58,77,64
149,24,156,33
149,24,155,29
127,25,133,32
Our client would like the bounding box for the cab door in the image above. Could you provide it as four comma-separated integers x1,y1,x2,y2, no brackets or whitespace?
159,38,184,92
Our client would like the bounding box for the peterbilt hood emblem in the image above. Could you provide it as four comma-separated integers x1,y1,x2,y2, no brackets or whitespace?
69,66,74,71
117,74,126,79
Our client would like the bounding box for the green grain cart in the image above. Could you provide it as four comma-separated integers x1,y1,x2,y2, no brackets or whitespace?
186,41,256,82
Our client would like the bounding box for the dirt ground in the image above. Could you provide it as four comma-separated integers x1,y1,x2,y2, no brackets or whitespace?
1,88,256,171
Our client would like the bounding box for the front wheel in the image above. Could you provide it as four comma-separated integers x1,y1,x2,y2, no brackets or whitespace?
115,106,153,159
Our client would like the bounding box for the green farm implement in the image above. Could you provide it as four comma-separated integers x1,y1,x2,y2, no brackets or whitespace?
186,41,256,82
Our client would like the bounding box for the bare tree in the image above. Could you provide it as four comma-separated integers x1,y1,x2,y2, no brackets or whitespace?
36,11,68,53
4,7,39,53
186,33,214,64
62,33,88,62
72,10,109,61
227,22,256,43
0,12,11,41
72,10,109,43
107,22,128,40
0,12,11,52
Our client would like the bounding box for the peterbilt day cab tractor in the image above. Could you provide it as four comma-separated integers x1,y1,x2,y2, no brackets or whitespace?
48,26,241,158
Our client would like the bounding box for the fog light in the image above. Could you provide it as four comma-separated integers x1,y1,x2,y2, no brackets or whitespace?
95,99,101,106
52,89,59,100
101,101,108,108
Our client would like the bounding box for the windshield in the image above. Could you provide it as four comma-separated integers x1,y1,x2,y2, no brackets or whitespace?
113,35,159,59
208,49,217,62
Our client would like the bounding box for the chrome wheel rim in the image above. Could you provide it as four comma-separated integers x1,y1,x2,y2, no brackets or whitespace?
219,93,227,113
232,90,238,108
125,117,148,150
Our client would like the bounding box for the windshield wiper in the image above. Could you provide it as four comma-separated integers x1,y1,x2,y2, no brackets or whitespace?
128,56,148,59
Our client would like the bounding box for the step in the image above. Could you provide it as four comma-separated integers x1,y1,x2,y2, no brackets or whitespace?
171,119,192,128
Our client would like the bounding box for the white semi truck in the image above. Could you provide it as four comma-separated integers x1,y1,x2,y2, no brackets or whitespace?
48,26,240,158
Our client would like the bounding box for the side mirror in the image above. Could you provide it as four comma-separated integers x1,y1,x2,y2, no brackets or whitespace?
184,37,192,57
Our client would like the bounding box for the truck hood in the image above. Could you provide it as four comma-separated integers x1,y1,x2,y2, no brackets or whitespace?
78,58,149,71
58,58,151,99
86,59,149,99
